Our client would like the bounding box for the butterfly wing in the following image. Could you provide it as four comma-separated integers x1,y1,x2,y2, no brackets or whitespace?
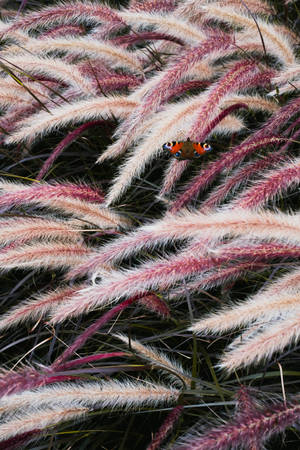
163,141,184,158
192,142,206,156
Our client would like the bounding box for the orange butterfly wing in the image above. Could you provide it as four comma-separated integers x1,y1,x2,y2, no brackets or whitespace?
192,142,206,155
169,141,184,155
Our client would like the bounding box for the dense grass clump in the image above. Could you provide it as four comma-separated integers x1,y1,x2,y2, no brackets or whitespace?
0,0,299,448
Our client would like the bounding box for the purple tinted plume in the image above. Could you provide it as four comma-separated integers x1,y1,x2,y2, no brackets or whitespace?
172,136,285,212
40,24,85,38
7,2,126,33
111,31,184,47
200,151,286,210
0,430,39,450
0,182,104,208
147,405,184,450
115,33,233,153
130,0,177,12
175,401,300,450
0,367,73,397
189,60,260,142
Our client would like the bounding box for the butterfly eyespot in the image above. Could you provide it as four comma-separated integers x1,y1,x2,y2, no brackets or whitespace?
193,150,200,157
163,142,172,151
203,143,211,151
175,151,182,158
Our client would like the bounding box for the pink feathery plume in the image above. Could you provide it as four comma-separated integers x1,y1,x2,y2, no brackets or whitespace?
52,241,300,322
147,405,184,450
112,33,233,156
200,151,286,211
236,385,255,407
77,61,141,92
0,217,83,247
66,211,300,280
175,401,300,449
5,1,126,33
130,0,177,12
236,386,260,419
0,242,90,272
0,430,39,450
77,60,140,91
188,60,260,142
137,293,170,317
0,285,84,331
171,86,300,213
171,262,267,297
201,112,300,210
172,136,284,212
51,295,139,369
40,24,85,38
0,367,73,397
159,160,191,197
0,106,37,139
0,181,104,208
259,97,300,138
37,121,106,180
133,32,231,120
92,75,141,93
235,153,300,209
111,31,184,47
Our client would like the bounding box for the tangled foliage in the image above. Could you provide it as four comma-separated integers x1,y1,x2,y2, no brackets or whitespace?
0,0,299,448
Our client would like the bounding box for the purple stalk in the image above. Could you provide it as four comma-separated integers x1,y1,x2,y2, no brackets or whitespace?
16,0,28,16
51,296,139,369
37,121,105,180
55,352,127,371
147,405,184,450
